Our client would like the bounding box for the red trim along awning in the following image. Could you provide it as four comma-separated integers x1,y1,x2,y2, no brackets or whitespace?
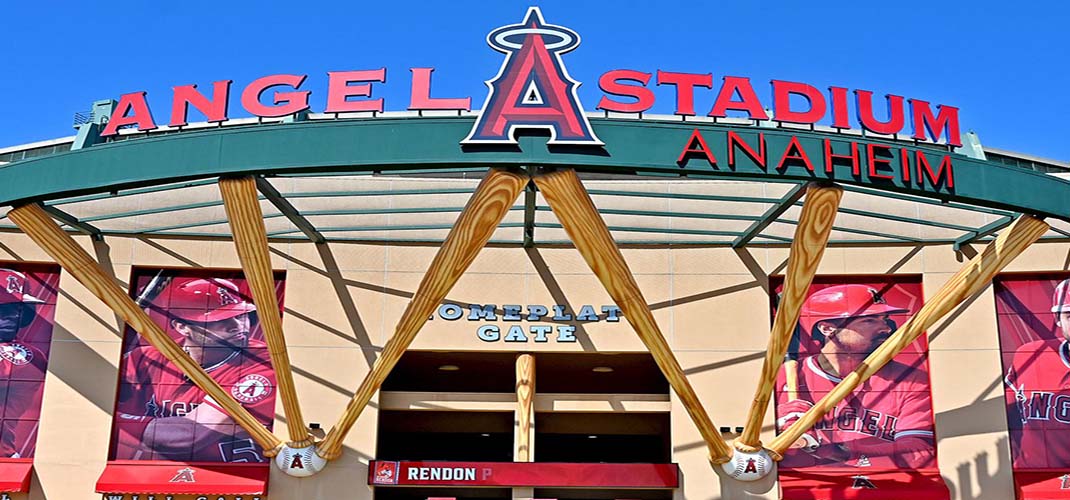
1014,470,1070,499
368,461,678,488
0,459,32,493
95,461,269,495
780,469,949,500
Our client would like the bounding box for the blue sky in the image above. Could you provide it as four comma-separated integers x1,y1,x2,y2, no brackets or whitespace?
2,1,1066,160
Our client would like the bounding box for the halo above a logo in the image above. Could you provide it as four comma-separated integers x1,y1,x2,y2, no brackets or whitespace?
462,7,603,146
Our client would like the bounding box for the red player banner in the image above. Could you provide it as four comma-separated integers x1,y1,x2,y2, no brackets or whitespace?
107,269,284,464
367,460,679,488
994,275,1070,497
0,264,59,462
771,276,947,499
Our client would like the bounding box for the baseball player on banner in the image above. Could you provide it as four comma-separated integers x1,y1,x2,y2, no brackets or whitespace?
0,268,53,459
111,275,278,463
775,283,938,469
1001,277,1070,468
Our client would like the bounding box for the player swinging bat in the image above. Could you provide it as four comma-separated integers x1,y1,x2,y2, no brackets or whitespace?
112,275,277,462
775,284,936,468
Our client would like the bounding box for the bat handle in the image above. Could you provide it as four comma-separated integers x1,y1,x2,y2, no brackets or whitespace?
784,359,799,401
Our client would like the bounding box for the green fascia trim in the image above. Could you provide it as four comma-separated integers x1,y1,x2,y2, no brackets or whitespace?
4,117,1068,222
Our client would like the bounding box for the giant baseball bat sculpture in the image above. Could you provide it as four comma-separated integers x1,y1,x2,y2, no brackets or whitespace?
533,168,733,465
515,353,535,462
767,214,1049,457
737,184,842,451
8,202,283,452
220,176,311,447
317,168,527,459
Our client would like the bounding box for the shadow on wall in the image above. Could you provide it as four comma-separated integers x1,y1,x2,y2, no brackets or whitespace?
945,435,1012,500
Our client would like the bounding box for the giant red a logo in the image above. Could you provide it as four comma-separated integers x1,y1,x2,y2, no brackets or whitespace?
463,7,602,145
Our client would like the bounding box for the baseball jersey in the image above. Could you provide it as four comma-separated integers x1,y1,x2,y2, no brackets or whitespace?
776,355,937,469
112,340,276,463
0,341,47,458
1003,339,1070,468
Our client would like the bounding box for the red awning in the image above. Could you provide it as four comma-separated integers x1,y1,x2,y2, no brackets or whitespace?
0,459,32,493
1014,470,1070,499
369,461,678,488
780,469,949,500
96,461,269,495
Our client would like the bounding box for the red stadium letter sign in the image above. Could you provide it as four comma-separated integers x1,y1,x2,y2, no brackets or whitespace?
409,68,470,111
910,99,962,147
241,74,311,118
657,71,712,116
169,80,232,127
101,91,157,136
597,69,655,113
326,69,387,113
772,80,826,125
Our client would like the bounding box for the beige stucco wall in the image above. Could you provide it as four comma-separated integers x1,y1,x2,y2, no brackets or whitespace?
1,228,1063,500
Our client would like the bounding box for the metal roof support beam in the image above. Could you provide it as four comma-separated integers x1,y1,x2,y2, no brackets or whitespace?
254,176,325,244
523,181,536,248
953,215,1017,251
732,183,809,248
41,205,102,241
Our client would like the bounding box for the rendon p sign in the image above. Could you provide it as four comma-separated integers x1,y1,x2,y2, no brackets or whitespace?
99,7,961,148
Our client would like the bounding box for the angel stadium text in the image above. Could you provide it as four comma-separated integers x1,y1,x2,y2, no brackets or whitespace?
99,68,961,147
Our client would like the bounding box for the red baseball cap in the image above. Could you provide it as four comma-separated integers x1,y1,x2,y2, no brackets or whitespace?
164,278,255,323
0,269,43,305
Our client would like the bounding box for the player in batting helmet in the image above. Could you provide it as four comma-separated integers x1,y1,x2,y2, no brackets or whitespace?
799,284,909,355
163,277,256,351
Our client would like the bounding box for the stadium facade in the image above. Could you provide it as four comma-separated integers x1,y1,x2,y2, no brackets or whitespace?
0,7,1068,500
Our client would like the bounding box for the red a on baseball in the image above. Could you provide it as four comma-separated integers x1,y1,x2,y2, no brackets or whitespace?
275,444,328,477
721,448,774,481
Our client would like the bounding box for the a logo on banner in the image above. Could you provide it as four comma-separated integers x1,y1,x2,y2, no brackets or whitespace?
462,7,602,145
5,275,22,294
373,461,399,485
0,343,32,366
232,374,273,404
169,467,196,483
1060,474,1070,490
851,474,878,490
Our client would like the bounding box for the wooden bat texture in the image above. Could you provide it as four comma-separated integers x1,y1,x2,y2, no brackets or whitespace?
219,176,311,447
7,203,283,452
532,168,733,464
784,359,800,401
738,184,842,451
768,214,1049,456
515,353,535,462
317,168,527,460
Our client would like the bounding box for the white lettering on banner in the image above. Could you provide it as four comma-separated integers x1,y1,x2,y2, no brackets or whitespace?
406,467,477,482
